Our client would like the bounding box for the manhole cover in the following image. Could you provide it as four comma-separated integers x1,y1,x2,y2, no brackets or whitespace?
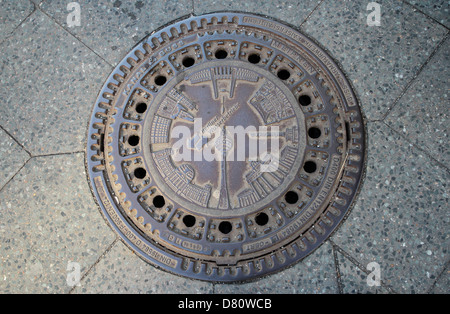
87,12,365,282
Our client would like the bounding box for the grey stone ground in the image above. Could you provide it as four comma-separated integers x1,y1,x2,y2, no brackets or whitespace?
0,0,448,294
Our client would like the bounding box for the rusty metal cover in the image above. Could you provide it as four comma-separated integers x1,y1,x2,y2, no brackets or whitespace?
86,12,365,282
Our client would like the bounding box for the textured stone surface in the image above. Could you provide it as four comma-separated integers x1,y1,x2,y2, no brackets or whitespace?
0,0,34,44
406,0,450,27
336,251,390,294
0,0,447,294
0,192,33,293
430,265,449,294
332,121,449,294
0,128,29,189
194,0,322,27
0,9,111,156
386,37,449,166
72,240,214,294
40,0,193,66
0,154,116,293
215,242,338,294
302,0,448,120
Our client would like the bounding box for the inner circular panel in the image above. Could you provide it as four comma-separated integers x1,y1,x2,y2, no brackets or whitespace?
142,59,307,217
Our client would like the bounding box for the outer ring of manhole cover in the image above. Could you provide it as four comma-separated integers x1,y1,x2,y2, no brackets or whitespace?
86,12,366,282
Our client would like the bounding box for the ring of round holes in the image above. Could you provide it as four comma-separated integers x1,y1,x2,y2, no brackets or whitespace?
87,12,366,282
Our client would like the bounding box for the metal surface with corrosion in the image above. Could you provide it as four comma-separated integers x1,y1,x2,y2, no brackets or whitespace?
86,12,366,282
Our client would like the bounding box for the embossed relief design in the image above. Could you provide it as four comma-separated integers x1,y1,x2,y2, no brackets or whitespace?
149,65,300,210
87,13,365,282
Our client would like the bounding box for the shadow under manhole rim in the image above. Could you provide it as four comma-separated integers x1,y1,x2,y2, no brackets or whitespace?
86,12,366,282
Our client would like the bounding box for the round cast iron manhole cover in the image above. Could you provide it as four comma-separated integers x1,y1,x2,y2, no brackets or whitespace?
87,12,365,282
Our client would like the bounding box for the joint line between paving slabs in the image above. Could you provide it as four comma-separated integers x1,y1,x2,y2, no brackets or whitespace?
0,1,37,47
32,151,86,158
0,157,32,194
0,125,33,157
35,5,115,69
299,0,325,28
400,0,450,31
380,31,449,122
329,240,398,294
425,259,449,294
0,127,86,160
69,237,119,294
331,242,344,294
381,120,450,173
0,149,87,193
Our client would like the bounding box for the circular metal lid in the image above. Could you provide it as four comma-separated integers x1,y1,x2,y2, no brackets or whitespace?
87,12,366,282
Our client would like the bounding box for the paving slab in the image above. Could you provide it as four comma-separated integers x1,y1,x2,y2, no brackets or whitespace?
331,121,449,294
0,0,448,295
0,190,33,293
301,0,448,120
193,0,322,27
72,240,214,294
430,265,449,294
336,250,390,294
214,242,337,294
405,0,450,28
0,128,30,189
40,0,193,66
0,153,116,293
0,9,111,156
0,0,34,44
385,37,449,166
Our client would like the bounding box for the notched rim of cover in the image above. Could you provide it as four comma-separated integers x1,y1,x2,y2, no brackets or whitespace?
86,12,367,283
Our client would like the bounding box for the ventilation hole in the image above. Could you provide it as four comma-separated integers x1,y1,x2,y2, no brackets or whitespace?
128,135,140,146
248,53,261,64
154,75,167,86
303,161,317,173
182,56,195,68
215,49,228,59
218,221,232,234
345,121,351,143
308,127,322,139
183,215,196,227
135,102,148,114
299,95,311,106
99,134,105,153
255,212,269,226
152,195,165,208
285,191,299,204
134,167,147,179
277,69,291,80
